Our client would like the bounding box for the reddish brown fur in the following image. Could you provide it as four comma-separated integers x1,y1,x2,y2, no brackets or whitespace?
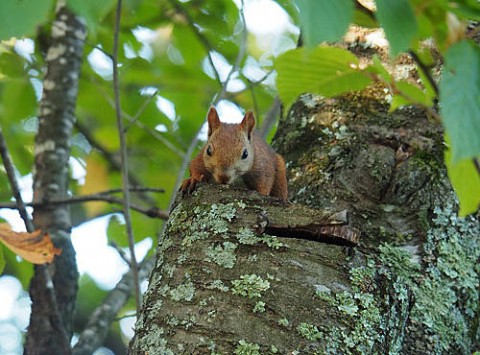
180,107,288,201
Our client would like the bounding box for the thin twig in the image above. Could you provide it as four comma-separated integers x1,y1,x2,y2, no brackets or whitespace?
0,126,71,353
75,88,185,158
0,192,169,220
109,241,132,266
408,49,439,96
95,187,165,195
259,96,282,140
168,0,249,208
167,0,222,84
212,0,248,103
246,79,260,118
124,88,158,132
0,128,34,231
112,0,141,312
473,157,480,177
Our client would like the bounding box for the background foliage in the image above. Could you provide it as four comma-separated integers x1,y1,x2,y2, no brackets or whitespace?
0,0,478,353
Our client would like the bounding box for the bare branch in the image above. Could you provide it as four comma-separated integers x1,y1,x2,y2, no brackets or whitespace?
112,0,141,312
259,96,282,140
0,188,169,221
408,49,439,96
0,128,34,231
72,257,155,355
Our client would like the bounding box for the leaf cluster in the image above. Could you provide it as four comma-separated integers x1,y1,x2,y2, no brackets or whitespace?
276,0,480,215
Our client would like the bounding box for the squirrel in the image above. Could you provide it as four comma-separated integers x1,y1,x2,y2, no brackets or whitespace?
180,106,288,201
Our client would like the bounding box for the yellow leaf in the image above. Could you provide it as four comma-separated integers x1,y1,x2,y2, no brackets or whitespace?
0,223,61,264
80,152,110,217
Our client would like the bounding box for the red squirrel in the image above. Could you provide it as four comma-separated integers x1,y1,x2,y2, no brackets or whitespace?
180,107,288,201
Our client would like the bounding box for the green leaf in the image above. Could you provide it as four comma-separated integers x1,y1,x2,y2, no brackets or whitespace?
445,137,480,216
0,52,28,79
390,80,434,111
2,80,37,122
439,40,480,163
295,0,354,45
367,55,392,82
275,46,373,107
376,0,418,55
106,215,126,247
274,0,300,23
449,0,480,20
0,0,54,40
353,8,378,28
66,0,116,34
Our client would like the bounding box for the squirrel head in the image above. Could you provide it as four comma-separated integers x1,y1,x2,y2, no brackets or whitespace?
203,106,255,185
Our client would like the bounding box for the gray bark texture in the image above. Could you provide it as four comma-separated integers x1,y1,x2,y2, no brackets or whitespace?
130,76,479,354
24,5,86,355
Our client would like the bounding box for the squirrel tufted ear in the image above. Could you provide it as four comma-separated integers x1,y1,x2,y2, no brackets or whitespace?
240,111,256,140
207,106,221,137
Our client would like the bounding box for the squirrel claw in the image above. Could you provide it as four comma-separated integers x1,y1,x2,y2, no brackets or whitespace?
180,175,204,195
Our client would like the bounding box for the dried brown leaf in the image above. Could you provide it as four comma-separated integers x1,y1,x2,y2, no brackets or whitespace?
0,223,61,264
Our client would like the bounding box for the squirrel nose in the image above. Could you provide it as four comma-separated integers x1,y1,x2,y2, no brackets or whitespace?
217,174,230,184
216,173,232,184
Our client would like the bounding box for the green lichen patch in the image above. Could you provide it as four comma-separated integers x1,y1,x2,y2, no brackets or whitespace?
313,286,384,353
209,203,237,222
278,317,290,327
169,278,195,302
204,241,238,269
310,199,480,354
207,279,229,292
253,301,266,313
139,326,174,355
237,227,285,250
231,274,271,299
171,202,240,248
297,322,323,341
182,230,209,247
234,340,260,355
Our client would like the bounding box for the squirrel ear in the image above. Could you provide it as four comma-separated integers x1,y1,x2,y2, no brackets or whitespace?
207,106,221,137
241,111,256,140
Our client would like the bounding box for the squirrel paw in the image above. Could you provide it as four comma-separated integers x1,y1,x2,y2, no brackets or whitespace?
180,175,204,195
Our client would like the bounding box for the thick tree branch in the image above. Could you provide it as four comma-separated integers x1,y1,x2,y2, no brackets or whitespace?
25,5,86,354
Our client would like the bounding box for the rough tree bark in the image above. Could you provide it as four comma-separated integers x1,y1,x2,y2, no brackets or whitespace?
24,5,86,355
130,85,479,352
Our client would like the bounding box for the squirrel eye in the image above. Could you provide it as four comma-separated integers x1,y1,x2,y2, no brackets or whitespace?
241,149,248,160
206,145,212,156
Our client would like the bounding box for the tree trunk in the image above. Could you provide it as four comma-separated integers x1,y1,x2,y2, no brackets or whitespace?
24,5,86,355
130,89,479,353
